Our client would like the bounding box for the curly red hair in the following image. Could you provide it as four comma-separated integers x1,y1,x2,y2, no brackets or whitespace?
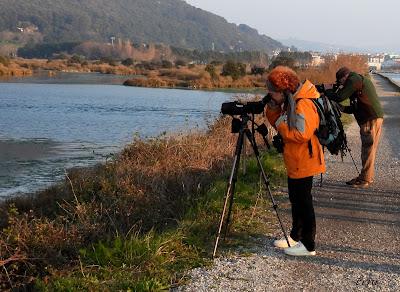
267,66,300,93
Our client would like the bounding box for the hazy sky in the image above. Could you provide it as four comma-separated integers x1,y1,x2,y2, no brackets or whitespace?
185,0,399,52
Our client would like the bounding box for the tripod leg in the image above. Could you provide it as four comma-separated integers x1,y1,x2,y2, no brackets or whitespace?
320,147,325,187
213,130,244,258
346,145,360,175
244,130,291,247
223,172,237,238
213,180,234,258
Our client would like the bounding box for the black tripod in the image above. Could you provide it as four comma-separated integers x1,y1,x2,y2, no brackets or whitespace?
319,133,360,187
213,113,290,258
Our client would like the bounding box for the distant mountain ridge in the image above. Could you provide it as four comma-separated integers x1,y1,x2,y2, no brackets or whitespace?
278,37,369,54
0,0,284,53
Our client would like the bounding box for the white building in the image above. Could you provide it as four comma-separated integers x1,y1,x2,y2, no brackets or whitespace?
368,54,385,71
311,53,325,67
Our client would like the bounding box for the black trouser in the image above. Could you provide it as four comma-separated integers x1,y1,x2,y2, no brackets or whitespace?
288,176,316,251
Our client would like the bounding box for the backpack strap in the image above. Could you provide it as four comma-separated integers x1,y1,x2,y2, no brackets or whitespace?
296,98,318,158
357,74,364,98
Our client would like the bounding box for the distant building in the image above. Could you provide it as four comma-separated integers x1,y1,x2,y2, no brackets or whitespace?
382,56,400,70
367,54,385,71
311,53,325,67
271,49,281,57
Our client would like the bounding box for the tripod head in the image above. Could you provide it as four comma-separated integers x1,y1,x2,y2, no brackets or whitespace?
227,112,270,149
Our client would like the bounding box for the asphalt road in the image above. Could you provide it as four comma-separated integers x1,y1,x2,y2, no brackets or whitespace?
178,74,400,291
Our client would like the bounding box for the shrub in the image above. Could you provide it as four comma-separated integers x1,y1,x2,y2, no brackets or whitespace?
221,61,246,80
121,58,134,66
210,60,223,66
251,65,266,75
205,64,218,80
100,57,118,66
175,59,187,67
269,56,296,70
68,54,84,64
136,61,161,70
161,60,173,69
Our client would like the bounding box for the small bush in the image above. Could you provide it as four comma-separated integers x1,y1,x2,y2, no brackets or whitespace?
68,54,85,64
205,64,218,80
175,59,187,67
122,58,134,66
161,60,173,69
269,56,296,70
100,57,118,66
251,65,266,75
221,61,246,80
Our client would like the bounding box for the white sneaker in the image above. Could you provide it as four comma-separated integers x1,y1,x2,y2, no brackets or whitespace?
273,236,298,248
284,241,316,256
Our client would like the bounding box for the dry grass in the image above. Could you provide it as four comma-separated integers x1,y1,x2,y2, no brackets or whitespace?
10,58,136,75
0,115,281,289
0,61,32,76
124,67,267,89
87,64,136,75
0,118,242,289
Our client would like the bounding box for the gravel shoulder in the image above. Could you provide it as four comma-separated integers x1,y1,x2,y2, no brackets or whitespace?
176,75,400,291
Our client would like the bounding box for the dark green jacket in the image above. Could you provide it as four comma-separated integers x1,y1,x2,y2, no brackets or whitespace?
332,72,384,125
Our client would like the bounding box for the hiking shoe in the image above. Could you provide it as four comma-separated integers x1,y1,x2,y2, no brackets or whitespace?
345,177,359,185
352,179,372,188
284,242,316,256
273,236,298,249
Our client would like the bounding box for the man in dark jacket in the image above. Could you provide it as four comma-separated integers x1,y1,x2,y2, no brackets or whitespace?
326,67,384,188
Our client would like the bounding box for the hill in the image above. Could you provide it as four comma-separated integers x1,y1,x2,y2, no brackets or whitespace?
0,0,284,53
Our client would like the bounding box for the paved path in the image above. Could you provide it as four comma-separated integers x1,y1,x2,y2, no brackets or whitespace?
178,75,400,291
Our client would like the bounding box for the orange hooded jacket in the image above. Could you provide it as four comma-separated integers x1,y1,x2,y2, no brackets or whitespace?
265,80,326,179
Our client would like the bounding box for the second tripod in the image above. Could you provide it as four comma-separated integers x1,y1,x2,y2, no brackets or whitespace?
213,113,290,258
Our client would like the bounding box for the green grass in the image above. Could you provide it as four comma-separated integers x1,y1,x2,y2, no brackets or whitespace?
35,151,285,291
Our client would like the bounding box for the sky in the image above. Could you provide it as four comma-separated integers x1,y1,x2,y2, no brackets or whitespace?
185,0,399,53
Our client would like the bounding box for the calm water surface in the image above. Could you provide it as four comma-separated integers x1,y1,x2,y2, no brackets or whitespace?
382,72,400,86
0,73,235,197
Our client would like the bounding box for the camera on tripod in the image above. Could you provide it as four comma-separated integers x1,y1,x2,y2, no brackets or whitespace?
220,95,272,139
220,94,272,116
213,93,290,257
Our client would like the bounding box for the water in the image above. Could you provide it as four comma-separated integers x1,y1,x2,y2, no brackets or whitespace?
381,72,400,86
0,74,235,197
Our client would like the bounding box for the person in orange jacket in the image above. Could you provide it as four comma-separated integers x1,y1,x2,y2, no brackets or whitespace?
264,66,325,256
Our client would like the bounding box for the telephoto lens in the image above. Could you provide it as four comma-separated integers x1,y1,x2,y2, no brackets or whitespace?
220,100,265,115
